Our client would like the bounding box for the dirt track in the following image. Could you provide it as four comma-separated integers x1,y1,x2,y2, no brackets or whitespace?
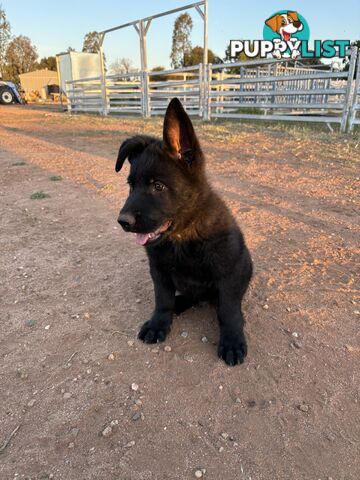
0,106,359,480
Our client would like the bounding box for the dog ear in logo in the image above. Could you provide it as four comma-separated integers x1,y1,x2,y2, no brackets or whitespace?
287,11,303,30
265,13,281,34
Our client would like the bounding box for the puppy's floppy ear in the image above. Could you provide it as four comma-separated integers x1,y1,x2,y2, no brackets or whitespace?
115,135,154,172
163,97,198,165
265,14,281,33
288,11,299,22
288,11,303,29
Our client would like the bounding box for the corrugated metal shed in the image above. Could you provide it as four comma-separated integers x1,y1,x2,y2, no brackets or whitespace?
19,69,59,96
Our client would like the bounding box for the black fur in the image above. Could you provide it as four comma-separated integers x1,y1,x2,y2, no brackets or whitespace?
116,98,253,366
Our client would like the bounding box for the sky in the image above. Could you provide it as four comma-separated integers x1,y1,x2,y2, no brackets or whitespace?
2,0,360,69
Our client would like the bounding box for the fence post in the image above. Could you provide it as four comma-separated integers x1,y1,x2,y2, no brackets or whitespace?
203,63,212,120
99,47,108,116
142,71,150,117
199,63,204,118
341,46,358,133
348,48,360,132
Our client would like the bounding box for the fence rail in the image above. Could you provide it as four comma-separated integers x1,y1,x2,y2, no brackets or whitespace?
66,47,359,133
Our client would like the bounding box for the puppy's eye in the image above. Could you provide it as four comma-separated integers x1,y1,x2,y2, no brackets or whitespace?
153,181,165,192
282,19,286,25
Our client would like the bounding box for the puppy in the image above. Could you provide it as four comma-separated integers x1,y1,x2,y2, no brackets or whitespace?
265,11,303,59
115,98,253,366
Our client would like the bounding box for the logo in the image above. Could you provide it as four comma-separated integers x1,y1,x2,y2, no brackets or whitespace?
230,10,350,60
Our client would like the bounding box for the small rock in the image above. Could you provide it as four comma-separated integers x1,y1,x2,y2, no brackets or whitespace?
181,331,188,338
127,340,134,346
25,319,35,327
131,383,139,391
164,345,172,352
124,440,135,448
110,419,119,426
44,325,50,330
63,392,72,400
70,427,79,437
219,446,224,452
84,312,90,319
286,307,291,312
135,399,142,406
151,347,159,353
219,385,223,390
292,332,299,338
107,353,115,361
194,470,203,478
235,397,241,404
221,432,229,440
263,304,269,310
184,353,193,363
102,425,112,437
27,398,36,407
201,336,208,343
136,298,141,304
132,412,141,421
68,442,74,449
298,404,309,412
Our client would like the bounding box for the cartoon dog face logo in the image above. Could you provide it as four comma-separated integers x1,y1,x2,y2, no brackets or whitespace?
265,11,303,42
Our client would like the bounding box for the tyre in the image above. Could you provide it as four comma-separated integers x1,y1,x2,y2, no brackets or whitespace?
0,87,15,104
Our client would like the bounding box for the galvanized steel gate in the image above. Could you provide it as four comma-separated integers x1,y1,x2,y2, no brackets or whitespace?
66,46,359,133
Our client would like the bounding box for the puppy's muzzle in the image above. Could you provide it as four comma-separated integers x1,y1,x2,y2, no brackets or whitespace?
118,212,136,232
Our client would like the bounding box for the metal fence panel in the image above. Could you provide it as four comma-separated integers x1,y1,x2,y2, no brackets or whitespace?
66,47,359,132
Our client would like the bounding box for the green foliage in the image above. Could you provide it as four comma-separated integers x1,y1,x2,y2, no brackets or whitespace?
30,191,50,199
82,31,102,54
184,46,218,66
170,13,193,68
49,175,62,181
3,35,38,82
0,3,11,75
36,56,57,71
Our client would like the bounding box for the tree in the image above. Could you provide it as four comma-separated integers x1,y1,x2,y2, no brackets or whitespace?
184,46,219,66
110,57,133,75
82,31,102,53
37,56,57,71
4,35,37,82
0,3,11,76
67,46,75,52
170,13,193,68
150,66,167,82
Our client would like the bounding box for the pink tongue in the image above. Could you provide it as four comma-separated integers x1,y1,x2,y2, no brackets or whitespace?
283,31,290,41
135,233,151,246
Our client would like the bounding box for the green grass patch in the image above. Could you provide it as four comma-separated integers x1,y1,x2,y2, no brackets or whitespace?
30,191,50,200
49,175,63,181
12,161,27,166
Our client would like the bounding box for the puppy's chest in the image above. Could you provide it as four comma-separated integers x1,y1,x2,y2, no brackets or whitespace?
161,242,213,284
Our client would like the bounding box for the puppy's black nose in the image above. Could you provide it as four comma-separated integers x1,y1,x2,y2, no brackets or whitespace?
118,212,136,231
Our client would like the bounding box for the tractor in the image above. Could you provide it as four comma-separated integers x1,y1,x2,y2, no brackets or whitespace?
0,81,23,104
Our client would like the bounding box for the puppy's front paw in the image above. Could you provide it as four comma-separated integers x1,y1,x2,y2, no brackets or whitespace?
138,319,170,344
218,332,247,366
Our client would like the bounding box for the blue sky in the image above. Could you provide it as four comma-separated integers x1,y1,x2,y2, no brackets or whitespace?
3,0,360,68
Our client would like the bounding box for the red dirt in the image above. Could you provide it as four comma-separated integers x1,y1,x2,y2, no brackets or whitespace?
0,105,359,480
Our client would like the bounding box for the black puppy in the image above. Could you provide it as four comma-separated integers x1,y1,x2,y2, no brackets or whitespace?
115,98,252,366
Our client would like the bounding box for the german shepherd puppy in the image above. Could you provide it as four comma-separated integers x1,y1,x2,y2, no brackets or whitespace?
116,98,252,366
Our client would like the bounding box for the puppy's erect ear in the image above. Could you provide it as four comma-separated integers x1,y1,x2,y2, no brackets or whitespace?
115,135,154,172
163,98,198,165
265,14,281,33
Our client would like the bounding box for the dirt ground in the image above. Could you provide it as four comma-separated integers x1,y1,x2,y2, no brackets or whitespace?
0,105,359,480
